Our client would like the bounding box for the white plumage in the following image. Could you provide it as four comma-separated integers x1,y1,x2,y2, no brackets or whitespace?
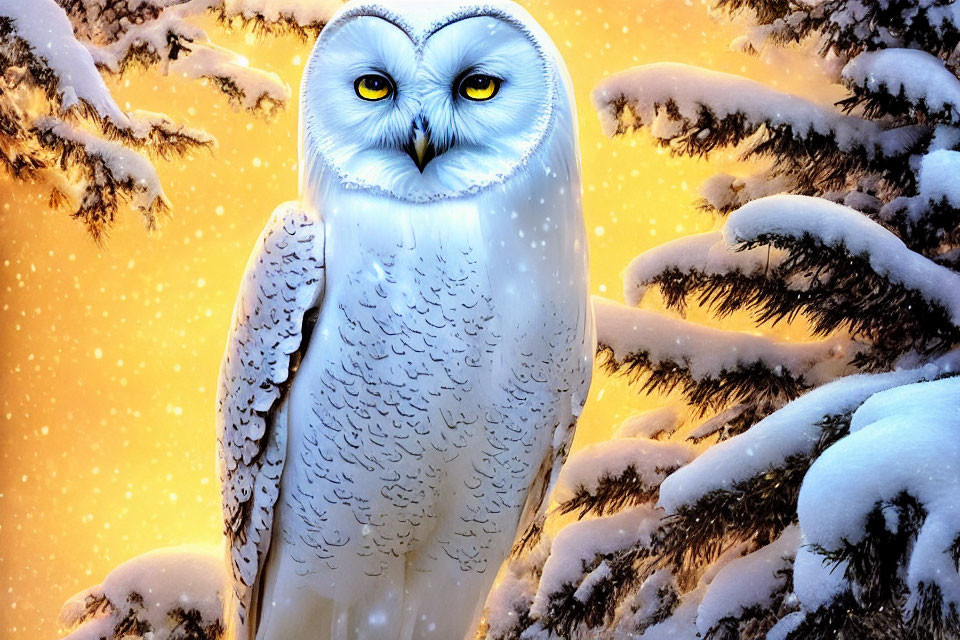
216,2,593,639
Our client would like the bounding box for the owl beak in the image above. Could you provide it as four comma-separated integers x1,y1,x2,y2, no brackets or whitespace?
407,117,437,173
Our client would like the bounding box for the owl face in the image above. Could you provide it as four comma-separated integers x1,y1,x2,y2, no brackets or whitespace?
300,2,561,202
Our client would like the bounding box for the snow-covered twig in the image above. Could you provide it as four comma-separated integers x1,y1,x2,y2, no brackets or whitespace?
658,367,940,514
622,230,784,308
530,505,662,637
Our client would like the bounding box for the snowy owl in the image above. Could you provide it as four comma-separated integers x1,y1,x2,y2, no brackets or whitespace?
216,2,593,639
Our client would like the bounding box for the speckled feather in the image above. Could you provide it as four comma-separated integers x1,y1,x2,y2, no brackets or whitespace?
216,202,325,632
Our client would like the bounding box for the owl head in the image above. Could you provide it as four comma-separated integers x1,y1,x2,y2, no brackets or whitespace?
299,0,575,203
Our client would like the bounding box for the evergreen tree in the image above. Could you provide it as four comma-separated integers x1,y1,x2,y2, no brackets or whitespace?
484,1,960,638
0,0,338,240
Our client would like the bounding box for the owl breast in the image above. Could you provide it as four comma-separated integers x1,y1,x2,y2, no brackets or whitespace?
278,194,589,583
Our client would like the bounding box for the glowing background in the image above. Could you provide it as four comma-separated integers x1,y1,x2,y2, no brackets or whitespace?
0,1,826,636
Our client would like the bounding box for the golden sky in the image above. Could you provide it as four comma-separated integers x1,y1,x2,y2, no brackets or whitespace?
0,1,829,636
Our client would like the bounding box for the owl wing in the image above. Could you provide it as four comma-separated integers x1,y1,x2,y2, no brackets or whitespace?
216,202,325,637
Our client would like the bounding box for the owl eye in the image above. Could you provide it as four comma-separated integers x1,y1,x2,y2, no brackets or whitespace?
458,74,501,101
355,74,393,101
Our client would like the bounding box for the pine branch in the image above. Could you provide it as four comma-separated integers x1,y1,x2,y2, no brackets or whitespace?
33,117,169,240
591,64,924,194
712,0,791,24
0,0,327,236
595,298,841,414
557,467,662,519
723,196,960,368
555,438,693,518
212,0,339,40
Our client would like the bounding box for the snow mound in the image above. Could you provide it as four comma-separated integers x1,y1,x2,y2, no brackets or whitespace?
797,376,960,617
59,545,226,640
791,540,849,610
919,149,960,208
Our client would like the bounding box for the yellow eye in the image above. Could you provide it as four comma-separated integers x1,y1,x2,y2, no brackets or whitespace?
355,74,392,101
458,74,501,101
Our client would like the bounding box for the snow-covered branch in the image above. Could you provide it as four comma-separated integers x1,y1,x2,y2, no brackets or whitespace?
555,437,694,517
796,376,960,634
0,0,340,238
723,195,960,367
592,63,877,151
85,1,293,116
725,195,960,323
841,49,960,125
530,505,662,637
595,296,845,416
880,148,960,257
622,230,784,309
591,63,921,193
658,367,939,514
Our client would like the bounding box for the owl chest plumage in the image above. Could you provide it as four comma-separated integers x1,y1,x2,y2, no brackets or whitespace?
279,198,587,574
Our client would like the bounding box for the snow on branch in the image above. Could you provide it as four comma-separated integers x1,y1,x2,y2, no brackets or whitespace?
0,0,338,237
595,296,845,414
58,546,226,640
215,0,342,39
622,230,784,309
0,0,126,122
696,525,801,638
594,63,898,152
797,376,960,632
530,505,662,637
555,438,694,517
841,48,960,125
725,195,960,327
658,367,939,514
652,367,941,574
877,148,960,258
771,0,960,62
85,2,292,116
34,117,169,237
590,63,930,194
